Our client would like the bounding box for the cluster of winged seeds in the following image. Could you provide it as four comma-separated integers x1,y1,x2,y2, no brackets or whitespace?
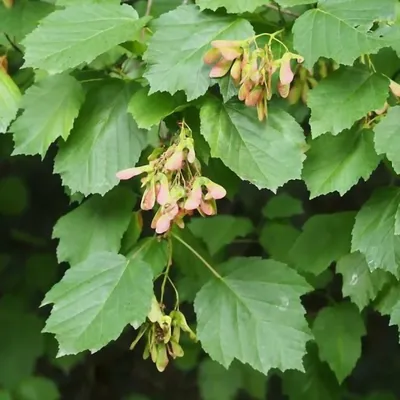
131,297,197,372
116,122,226,234
204,38,304,120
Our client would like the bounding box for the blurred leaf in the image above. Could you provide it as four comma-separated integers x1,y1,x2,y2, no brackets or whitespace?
0,306,44,389
134,0,182,17
199,359,242,400
25,253,58,293
312,303,366,383
259,222,301,264
0,0,54,42
15,376,59,400
0,391,12,400
189,215,253,256
283,343,342,400
120,211,143,255
53,187,135,266
289,212,355,275
263,193,303,219
0,176,29,216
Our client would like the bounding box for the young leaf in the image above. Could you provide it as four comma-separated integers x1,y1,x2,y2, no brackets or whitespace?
259,222,301,264
15,377,60,400
293,3,393,67
143,5,254,101
308,68,389,137
302,129,381,197
11,74,84,158
263,193,303,219
351,187,400,277
0,69,21,133
42,251,153,355
337,252,391,311
289,212,355,275
374,106,400,173
194,257,312,375
54,80,147,195
197,0,271,14
198,359,242,400
189,215,253,256
282,343,342,400
53,187,135,266
0,0,54,42
200,98,306,192
128,87,187,130
0,306,44,389
23,4,148,74
312,303,366,383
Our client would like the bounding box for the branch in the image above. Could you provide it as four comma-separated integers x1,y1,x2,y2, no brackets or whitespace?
266,3,300,18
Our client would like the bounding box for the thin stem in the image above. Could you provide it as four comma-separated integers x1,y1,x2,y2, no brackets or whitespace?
265,3,300,18
160,236,173,304
251,31,289,52
145,0,153,16
171,232,223,279
168,276,180,310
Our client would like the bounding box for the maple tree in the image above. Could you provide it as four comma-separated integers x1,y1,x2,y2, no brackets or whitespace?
2,0,400,399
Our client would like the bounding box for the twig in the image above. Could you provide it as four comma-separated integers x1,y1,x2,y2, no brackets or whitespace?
171,232,223,280
4,33,23,54
266,3,300,18
145,0,153,16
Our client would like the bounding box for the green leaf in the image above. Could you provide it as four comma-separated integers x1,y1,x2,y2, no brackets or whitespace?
0,69,21,133
282,343,342,400
274,0,316,5
374,106,400,173
0,307,44,389
120,211,143,255
134,0,182,18
289,212,356,275
54,80,147,195
53,187,134,266
126,237,168,277
263,193,303,219
23,4,147,74
239,363,267,400
57,0,120,6
200,98,306,192
199,359,242,400
11,74,84,158
351,187,400,277
197,0,270,14
259,222,301,264
15,377,60,400
189,215,253,255
0,391,12,400
194,257,312,374
302,129,381,198
0,176,29,216
337,252,391,311
144,5,254,101
374,279,400,316
0,0,54,42
216,74,239,103
25,253,58,293
43,251,153,355
308,68,389,137
312,303,366,383
128,86,187,129
293,4,393,67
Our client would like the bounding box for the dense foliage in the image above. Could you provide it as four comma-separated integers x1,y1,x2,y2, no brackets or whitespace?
2,0,400,399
